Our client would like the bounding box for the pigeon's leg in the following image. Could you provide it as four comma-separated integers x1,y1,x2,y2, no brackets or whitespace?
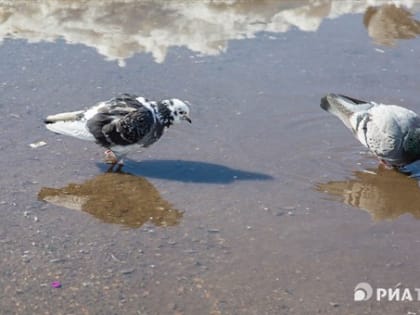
379,159,393,170
104,150,119,172
104,150,118,164
106,163,116,172
115,159,124,173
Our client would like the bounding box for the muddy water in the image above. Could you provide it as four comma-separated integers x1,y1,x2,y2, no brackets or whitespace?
1,1,420,314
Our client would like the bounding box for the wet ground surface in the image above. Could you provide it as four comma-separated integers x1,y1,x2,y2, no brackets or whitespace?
1,1,420,314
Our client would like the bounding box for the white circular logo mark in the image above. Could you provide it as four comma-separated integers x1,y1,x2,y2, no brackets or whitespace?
354,282,373,301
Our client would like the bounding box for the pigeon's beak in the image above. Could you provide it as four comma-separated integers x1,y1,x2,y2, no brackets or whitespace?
185,116,192,123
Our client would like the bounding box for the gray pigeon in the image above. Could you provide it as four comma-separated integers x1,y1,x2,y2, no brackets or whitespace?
320,94,420,167
45,94,191,171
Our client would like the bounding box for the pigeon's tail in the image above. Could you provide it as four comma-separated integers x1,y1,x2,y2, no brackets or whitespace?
44,110,85,124
44,110,95,141
320,94,375,129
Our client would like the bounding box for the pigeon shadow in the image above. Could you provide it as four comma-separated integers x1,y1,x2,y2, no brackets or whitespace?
97,159,274,184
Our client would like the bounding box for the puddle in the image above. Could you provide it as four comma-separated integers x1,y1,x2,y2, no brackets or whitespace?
0,1,420,314
0,1,418,65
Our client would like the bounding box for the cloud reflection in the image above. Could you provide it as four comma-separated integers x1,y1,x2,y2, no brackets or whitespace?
38,172,183,228
315,166,420,221
0,0,417,66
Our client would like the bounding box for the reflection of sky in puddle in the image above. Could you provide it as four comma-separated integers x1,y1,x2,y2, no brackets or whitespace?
315,166,420,221
38,172,183,228
0,0,418,66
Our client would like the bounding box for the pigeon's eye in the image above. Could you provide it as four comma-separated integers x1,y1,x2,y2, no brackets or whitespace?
179,111,185,115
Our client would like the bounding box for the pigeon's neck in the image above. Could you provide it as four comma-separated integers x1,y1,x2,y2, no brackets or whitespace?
156,103,174,127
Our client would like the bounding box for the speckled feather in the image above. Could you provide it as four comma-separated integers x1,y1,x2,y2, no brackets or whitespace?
45,93,191,160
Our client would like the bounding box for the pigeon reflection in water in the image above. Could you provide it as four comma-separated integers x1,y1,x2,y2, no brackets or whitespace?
364,4,420,46
38,173,182,228
315,166,420,221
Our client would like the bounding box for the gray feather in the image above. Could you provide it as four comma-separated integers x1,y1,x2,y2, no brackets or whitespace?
321,93,420,166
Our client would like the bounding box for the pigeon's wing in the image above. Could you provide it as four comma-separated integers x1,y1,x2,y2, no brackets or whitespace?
44,97,140,142
87,106,156,147
364,105,420,164
102,94,152,111
83,94,145,118
45,94,156,145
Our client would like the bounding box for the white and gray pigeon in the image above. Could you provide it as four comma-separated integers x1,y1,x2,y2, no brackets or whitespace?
45,93,191,171
321,94,420,168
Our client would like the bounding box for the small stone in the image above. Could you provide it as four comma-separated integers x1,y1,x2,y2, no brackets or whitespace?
120,268,135,275
22,256,31,263
208,229,220,233
281,206,296,211
329,302,340,307
29,141,47,149
51,281,62,288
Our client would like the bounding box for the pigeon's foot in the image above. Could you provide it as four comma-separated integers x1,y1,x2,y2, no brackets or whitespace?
106,164,116,172
106,162,124,173
379,159,394,170
114,165,124,173
104,151,124,172
104,150,118,164
114,159,125,173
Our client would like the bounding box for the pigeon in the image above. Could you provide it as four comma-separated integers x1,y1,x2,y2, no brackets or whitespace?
45,93,191,171
320,93,420,168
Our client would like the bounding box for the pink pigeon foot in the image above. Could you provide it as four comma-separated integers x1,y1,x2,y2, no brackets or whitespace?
104,150,118,164
379,159,393,170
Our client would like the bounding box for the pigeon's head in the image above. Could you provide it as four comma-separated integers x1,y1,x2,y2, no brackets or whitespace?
162,99,192,124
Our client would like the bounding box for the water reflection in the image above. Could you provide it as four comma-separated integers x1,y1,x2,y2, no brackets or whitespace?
0,0,417,66
38,173,182,228
315,166,420,221
364,4,420,46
